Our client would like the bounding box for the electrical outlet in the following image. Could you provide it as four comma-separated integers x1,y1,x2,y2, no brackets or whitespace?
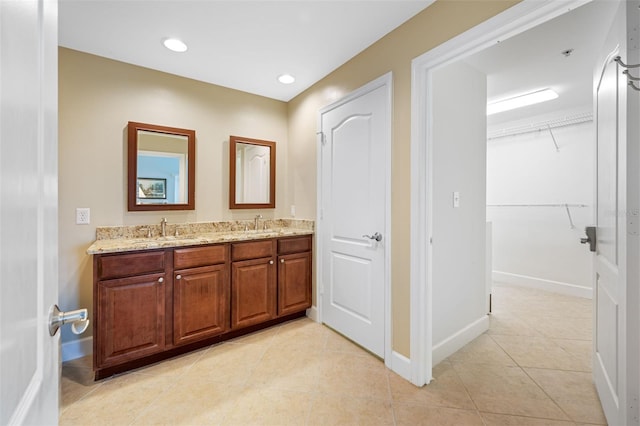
76,208,90,225
290,205,296,217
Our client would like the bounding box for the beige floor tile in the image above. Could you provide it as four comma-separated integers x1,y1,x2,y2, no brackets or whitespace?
487,314,542,337
227,324,280,346
481,412,577,425
453,363,569,420
324,330,371,356
60,373,174,426
131,349,205,378
307,394,394,426
448,334,516,367
249,345,324,392
528,316,592,341
394,404,484,426
60,366,102,411
389,360,475,410
222,386,313,425
270,318,330,353
525,368,607,425
131,377,241,425
183,341,266,386
553,339,593,366
492,335,590,371
315,351,391,401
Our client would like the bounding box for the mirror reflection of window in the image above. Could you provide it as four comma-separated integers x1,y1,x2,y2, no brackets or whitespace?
136,131,188,205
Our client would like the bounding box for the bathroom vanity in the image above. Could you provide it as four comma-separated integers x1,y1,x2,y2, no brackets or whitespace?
88,222,312,380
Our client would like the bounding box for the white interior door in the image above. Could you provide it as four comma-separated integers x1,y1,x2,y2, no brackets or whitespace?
592,1,639,424
0,0,59,424
318,74,391,358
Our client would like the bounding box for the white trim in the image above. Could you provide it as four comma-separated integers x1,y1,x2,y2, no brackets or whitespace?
306,306,319,322
316,72,394,370
432,315,490,366
61,336,93,362
390,351,412,381
493,271,593,299
410,0,592,387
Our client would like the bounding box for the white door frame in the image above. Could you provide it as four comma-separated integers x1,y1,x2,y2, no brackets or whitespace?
409,0,592,386
316,72,393,368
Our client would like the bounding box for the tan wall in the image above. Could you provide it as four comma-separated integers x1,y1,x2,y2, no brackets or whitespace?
287,0,519,357
58,48,289,344
59,0,520,354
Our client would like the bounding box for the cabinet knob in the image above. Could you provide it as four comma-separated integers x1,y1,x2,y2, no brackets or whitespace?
176,274,182,280
158,277,164,283
269,260,274,265
280,259,285,263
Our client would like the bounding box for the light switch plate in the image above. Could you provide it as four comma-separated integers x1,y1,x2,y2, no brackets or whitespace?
76,208,90,225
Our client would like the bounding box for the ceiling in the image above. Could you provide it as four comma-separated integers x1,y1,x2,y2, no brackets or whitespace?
464,0,618,128
58,0,432,102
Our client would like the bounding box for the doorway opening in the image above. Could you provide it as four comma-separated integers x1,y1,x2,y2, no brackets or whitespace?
409,0,618,386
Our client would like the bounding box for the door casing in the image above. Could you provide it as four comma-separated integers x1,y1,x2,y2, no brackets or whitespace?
410,0,604,386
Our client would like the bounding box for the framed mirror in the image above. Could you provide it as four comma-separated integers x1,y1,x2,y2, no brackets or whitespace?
229,135,276,209
128,121,195,211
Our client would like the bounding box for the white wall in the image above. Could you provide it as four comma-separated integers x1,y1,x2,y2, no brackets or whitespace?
487,115,594,297
432,61,489,363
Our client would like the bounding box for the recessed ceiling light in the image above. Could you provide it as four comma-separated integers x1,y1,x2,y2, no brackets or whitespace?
163,38,187,53
278,74,296,84
487,89,558,115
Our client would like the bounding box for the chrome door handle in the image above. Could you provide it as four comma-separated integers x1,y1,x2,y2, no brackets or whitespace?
363,232,382,242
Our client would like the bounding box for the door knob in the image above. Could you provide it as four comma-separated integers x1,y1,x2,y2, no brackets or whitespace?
580,226,597,252
363,232,383,242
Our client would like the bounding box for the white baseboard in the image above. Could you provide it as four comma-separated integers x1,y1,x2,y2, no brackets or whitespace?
493,271,592,299
432,315,489,365
61,336,93,362
306,305,319,322
388,351,412,381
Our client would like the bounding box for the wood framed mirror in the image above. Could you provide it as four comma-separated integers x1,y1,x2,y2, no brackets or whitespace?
229,135,276,209
128,121,195,211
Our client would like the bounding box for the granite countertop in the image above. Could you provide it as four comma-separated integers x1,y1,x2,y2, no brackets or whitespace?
86,219,314,255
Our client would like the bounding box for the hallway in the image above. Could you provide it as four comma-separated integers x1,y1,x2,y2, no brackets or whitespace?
60,284,604,425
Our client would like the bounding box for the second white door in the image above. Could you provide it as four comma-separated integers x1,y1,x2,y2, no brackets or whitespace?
319,74,391,358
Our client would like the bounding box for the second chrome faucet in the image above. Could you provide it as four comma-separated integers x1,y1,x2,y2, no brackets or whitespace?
160,217,167,237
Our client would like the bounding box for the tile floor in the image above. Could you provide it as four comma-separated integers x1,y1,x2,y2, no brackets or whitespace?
60,284,606,425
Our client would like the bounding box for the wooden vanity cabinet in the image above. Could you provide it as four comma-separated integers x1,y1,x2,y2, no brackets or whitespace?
230,240,277,329
173,245,229,346
94,250,168,369
277,236,312,316
93,234,312,379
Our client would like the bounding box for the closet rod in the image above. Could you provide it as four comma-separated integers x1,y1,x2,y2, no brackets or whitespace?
487,112,592,140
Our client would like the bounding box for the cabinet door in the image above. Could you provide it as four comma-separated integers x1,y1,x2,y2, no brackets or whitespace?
278,252,312,316
97,273,166,367
231,257,276,329
173,264,229,346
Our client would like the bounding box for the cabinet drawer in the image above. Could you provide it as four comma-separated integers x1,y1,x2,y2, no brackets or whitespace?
174,244,228,269
231,240,274,261
97,251,166,280
278,236,312,255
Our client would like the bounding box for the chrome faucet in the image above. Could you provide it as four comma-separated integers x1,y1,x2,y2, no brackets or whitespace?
254,214,262,231
160,217,167,237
